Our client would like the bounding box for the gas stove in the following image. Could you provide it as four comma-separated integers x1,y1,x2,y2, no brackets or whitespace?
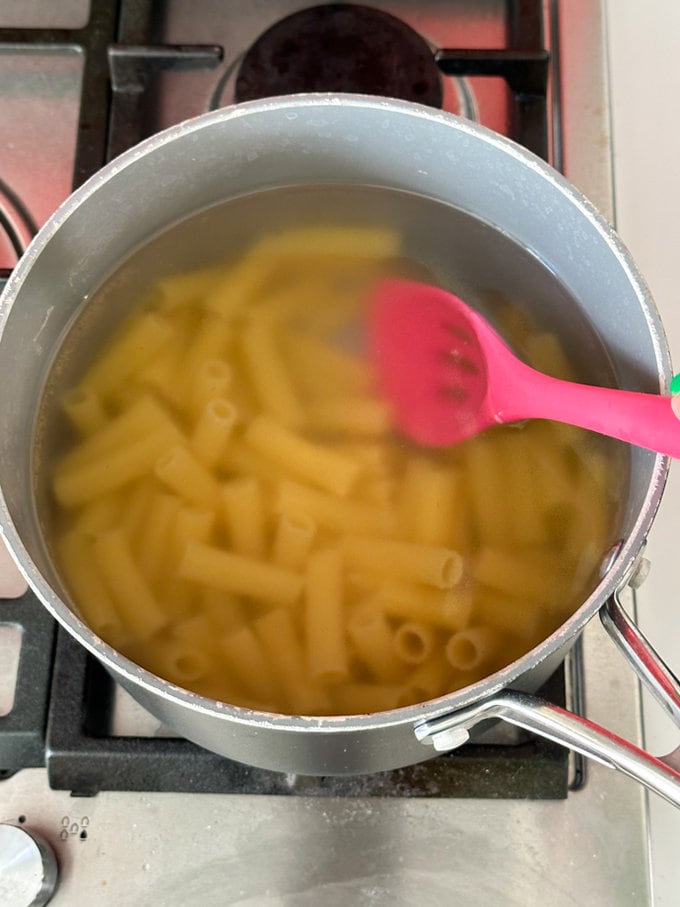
0,2,662,904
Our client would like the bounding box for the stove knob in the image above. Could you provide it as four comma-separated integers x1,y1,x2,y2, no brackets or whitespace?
0,823,58,907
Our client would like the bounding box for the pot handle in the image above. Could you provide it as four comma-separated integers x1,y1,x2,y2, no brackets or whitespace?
414,590,680,808
414,686,680,807
600,591,680,725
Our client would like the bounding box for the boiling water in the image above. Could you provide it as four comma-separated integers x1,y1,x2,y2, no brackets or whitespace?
35,184,629,713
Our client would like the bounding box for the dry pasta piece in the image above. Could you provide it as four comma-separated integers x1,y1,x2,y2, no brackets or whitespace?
305,548,348,685
272,512,317,571
221,478,267,558
342,535,464,589
92,529,167,640
245,415,363,497
178,540,304,607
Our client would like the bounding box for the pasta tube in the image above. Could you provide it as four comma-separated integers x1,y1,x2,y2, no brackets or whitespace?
240,319,305,426
81,312,173,396
304,548,348,685
245,415,362,497
92,529,167,640
272,512,317,570
61,387,107,436
178,541,304,607
342,535,464,589
221,478,266,558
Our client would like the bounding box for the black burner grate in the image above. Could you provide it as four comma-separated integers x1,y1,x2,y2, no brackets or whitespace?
45,626,569,799
0,0,575,799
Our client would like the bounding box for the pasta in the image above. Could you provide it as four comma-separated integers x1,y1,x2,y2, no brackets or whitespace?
47,222,624,718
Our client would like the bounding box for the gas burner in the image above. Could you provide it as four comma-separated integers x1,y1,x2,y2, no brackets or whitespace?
234,3,443,108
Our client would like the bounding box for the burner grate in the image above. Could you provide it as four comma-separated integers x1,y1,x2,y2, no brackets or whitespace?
45,626,569,799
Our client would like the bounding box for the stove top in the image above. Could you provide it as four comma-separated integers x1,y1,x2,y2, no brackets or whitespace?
0,2,656,904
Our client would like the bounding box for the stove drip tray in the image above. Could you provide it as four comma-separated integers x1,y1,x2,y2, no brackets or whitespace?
234,3,443,108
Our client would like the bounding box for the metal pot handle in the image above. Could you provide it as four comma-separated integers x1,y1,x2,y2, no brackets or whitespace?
414,590,680,808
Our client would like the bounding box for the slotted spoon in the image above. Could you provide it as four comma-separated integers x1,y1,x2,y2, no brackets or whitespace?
369,278,680,454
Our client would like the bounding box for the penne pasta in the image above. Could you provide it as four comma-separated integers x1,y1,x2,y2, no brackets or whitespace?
178,540,304,607
54,422,181,508
346,601,403,683
444,626,503,672
376,580,473,632
92,529,167,640
272,511,317,570
253,608,332,714
219,624,280,703
154,444,222,510
305,548,348,685
392,621,437,665
342,535,464,589
222,477,267,558
81,311,174,396
61,386,108,436
57,530,127,646
48,222,623,718
245,415,363,497
191,398,238,468
276,480,397,536
239,319,305,426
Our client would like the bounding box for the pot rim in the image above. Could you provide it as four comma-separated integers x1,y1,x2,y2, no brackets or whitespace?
0,92,671,734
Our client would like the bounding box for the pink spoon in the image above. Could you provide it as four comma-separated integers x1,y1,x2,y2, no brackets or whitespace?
369,278,680,454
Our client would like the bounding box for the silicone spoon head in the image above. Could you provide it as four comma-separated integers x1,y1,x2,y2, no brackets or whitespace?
369,278,502,447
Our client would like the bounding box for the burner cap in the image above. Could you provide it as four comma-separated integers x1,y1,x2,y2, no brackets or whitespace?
235,3,443,108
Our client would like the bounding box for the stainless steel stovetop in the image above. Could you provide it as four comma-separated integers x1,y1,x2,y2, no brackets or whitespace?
0,2,657,904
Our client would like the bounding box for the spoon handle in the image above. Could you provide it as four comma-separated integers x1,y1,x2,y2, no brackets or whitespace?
498,365,680,458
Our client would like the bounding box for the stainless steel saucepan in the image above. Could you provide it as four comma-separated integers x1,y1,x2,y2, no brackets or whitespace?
1,94,680,803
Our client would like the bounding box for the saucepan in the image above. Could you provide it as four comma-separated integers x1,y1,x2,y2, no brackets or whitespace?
1,95,680,803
